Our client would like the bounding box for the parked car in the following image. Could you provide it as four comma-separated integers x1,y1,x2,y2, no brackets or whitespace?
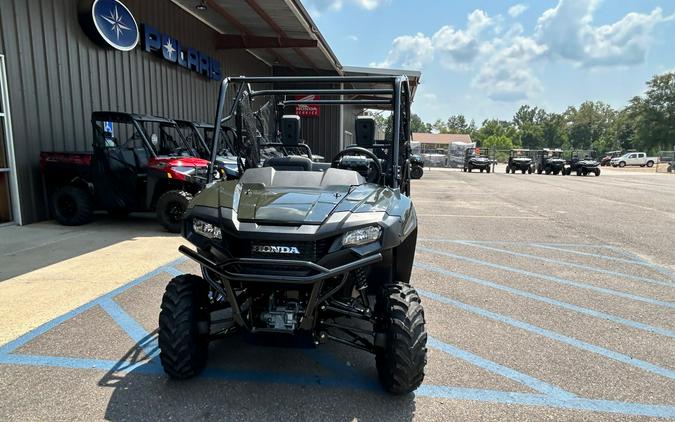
41,112,214,232
600,150,622,166
610,152,658,168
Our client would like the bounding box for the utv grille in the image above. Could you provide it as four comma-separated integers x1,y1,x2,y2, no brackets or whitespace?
222,236,334,262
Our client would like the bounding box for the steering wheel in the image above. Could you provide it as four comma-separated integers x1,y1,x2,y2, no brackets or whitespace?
331,147,383,184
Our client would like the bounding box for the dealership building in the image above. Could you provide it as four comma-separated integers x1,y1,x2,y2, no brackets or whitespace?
0,0,420,225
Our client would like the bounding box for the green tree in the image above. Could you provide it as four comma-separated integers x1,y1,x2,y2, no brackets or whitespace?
410,113,431,133
482,134,515,162
513,105,546,149
564,101,616,151
630,72,675,152
474,119,519,147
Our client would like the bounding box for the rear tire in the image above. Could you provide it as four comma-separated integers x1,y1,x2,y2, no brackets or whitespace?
375,282,427,395
156,190,192,233
159,274,211,379
594,168,601,176
486,166,491,173
51,185,93,226
505,166,510,173
646,161,654,168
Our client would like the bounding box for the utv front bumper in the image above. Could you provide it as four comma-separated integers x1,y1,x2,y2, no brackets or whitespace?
179,245,382,331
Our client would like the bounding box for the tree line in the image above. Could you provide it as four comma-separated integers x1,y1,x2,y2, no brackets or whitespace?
377,72,675,155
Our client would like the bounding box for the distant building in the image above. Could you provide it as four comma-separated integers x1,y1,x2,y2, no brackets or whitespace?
412,133,473,153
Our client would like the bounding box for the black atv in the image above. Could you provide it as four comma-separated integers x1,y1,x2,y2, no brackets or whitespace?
535,148,565,175
563,150,601,176
159,76,427,395
463,147,491,173
505,149,534,174
175,119,240,179
410,154,424,179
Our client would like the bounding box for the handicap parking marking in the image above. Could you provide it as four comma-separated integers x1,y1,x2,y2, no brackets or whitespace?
450,240,675,288
418,288,675,381
414,262,675,339
1,257,675,418
417,246,675,309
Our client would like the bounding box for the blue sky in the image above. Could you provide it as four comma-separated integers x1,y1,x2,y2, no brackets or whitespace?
304,0,675,124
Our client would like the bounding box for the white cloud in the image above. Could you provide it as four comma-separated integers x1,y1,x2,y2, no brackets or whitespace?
371,33,434,70
347,35,359,41
508,4,528,18
305,0,388,14
473,36,547,101
535,0,673,67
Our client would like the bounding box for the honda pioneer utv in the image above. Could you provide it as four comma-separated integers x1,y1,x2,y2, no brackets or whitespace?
506,149,534,174
563,150,601,176
536,148,565,175
463,147,491,173
175,119,240,180
159,76,427,395
40,112,215,232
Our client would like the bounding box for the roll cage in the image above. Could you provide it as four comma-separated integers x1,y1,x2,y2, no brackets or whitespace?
206,76,413,190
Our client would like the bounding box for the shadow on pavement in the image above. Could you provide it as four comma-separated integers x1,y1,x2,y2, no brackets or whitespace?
0,213,175,281
99,332,416,422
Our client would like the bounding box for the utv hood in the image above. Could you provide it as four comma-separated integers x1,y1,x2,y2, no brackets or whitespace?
203,168,403,225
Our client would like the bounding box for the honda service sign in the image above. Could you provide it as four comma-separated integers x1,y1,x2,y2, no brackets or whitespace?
295,95,320,117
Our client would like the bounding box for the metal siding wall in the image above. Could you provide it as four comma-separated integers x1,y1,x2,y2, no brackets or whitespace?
0,0,271,223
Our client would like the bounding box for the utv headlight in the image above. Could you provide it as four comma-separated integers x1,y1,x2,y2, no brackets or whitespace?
342,226,381,247
193,218,222,240
172,166,196,175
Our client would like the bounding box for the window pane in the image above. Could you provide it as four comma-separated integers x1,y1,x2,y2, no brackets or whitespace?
0,172,12,223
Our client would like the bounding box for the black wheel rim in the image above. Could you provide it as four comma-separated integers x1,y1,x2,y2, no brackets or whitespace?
58,195,78,219
167,202,185,223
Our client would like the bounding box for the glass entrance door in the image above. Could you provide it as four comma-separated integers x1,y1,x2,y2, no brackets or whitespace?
0,55,20,224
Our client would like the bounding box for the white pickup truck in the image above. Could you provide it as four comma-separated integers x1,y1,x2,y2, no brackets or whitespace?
610,152,658,168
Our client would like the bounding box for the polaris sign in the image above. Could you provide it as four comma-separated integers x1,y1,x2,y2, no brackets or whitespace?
79,0,221,81
141,24,222,81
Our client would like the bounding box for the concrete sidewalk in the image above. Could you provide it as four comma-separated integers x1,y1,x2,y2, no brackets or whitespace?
0,216,186,346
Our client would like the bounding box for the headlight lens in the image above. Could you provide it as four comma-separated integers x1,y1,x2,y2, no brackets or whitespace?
193,218,222,239
172,166,196,175
342,226,381,247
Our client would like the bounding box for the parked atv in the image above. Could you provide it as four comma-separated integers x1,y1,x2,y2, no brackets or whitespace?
159,76,427,395
410,154,424,179
563,150,601,176
40,112,214,232
536,148,565,175
463,147,491,173
175,119,240,179
600,150,622,166
506,149,534,174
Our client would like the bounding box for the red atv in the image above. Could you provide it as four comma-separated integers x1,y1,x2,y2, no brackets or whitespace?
40,112,214,232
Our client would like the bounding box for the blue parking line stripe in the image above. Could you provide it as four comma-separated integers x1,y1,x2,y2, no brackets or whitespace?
3,350,674,418
415,385,675,418
427,336,575,398
0,353,162,374
98,298,159,358
530,243,657,267
0,257,186,355
602,245,675,281
417,247,675,310
451,240,675,288
418,289,675,381
415,262,675,339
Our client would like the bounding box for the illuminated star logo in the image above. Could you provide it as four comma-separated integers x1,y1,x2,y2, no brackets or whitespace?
163,38,176,59
101,5,131,40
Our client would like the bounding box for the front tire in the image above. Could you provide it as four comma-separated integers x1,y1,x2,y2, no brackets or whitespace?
619,161,626,168
375,282,427,395
156,190,192,233
159,274,211,379
51,185,93,226
411,166,423,179
594,168,601,176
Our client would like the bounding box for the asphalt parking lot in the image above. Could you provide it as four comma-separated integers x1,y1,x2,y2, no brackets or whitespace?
1,167,674,421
